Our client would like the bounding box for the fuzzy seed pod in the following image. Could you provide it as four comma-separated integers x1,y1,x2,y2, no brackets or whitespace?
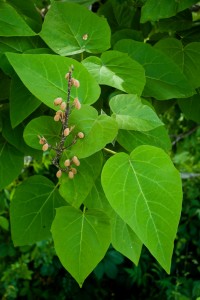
64,159,71,167
42,143,49,151
82,34,88,40
73,79,80,88
56,170,62,178
64,127,70,137
54,97,63,106
72,156,80,166
54,114,60,122
65,72,70,80
73,97,81,110
71,167,77,175
60,101,67,110
68,171,74,179
77,132,84,139
38,136,46,145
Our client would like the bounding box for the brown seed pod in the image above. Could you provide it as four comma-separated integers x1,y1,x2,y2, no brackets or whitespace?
64,128,70,136
77,132,84,139
54,114,60,121
73,97,81,110
72,156,80,166
56,170,62,178
60,101,67,110
71,167,77,175
68,171,74,179
64,159,71,167
42,143,49,151
54,97,63,106
73,79,80,88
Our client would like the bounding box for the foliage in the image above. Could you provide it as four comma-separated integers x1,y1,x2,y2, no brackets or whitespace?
0,0,200,290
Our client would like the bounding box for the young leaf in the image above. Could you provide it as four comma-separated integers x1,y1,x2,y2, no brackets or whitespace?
10,175,66,246
40,2,111,56
0,138,24,190
109,94,163,131
68,105,118,158
101,145,182,273
23,116,62,150
114,40,195,100
6,53,100,108
112,214,142,265
178,95,200,123
82,51,145,96
51,206,111,287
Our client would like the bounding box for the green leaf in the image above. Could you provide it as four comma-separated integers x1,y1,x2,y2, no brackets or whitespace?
141,0,197,23
0,2,35,36
40,2,111,56
155,38,200,89
101,145,182,273
10,75,41,128
0,71,10,100
0,216,9,231
10,175,66,246
178,95,200,123
82,51,145,96
111,29,143,46
23,116,62,150
0,138,24,190
117,126,172,152
68,105,118,158
51,206,111,286
59,152,103,208
114,40,195,100
112,214,142,265
6,53,100,108
109,94,163,131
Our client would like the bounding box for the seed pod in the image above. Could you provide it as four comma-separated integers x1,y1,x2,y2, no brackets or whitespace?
73,97,81,110
73,79,80,88
77,132,84,139
71,167,77,175
64,159,71,167
42,143,49,151
68,171,74,179
60,101,67,110
64,127,70,136
54,97,63,106
72,156,80,166
65,72,70,80
54,114,60,121
38,136,46,145
56,170,62,178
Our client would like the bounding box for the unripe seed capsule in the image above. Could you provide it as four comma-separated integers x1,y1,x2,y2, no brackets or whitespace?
73,97,81,110
64,127,70,136
77,132,84,139
56,170,62,178
71,167,77,175
42,143,49,151
64,159,71,167
73,79,80,88
54,114,60,121
54,97,63,106
72,156,80,166
60,101,67,110
68,171,74,179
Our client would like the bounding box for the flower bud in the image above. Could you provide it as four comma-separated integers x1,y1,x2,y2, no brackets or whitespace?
82,34,88,40
77,132,84,139
65,72,70,80
38,135,46,145
68,171,74,179
64,127,70,137
72,156,80,166
42,143,49,151
60,101,67,110
54,97,63,106
71,167,77,175
73,79,80,88
56,170,62,178
64,159,71,167
73,97,81,110
54,114,60,121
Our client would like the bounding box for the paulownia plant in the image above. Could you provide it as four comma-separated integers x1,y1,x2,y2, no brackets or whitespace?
1,0,200,287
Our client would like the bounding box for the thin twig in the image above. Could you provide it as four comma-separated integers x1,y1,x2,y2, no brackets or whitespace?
172,126,199,146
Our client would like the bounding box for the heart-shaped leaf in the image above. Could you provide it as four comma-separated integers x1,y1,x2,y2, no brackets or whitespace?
6,53,100,108
10,175,66,246
178,95,200,123
101,145,182,273
51,206,111,286
40,2,111,56
82,51,145,96
109,94,163,131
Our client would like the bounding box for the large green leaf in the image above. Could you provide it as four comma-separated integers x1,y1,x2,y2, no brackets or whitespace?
40,2,111,56
114,40,195,100
109,94,163,131
82,51,145,96
10,175,66,246
101,145,182,273
178,95,200,123
59,152,103,208
0,138,24,190
141,0,197,23
51,206,111,286
10,75,41,128
68,105,118,158
0,2,35,36
6,53,101,108
117,126,172,152
23,116,62,150
112,214,142,265
155,38,200,89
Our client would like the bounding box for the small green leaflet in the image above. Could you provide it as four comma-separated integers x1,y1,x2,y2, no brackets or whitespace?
101,145,182,273
51,206,111,287
10,175,66,246
178,95,200,123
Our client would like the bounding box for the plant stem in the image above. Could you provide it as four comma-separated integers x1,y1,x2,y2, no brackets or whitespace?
103,148,117,155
